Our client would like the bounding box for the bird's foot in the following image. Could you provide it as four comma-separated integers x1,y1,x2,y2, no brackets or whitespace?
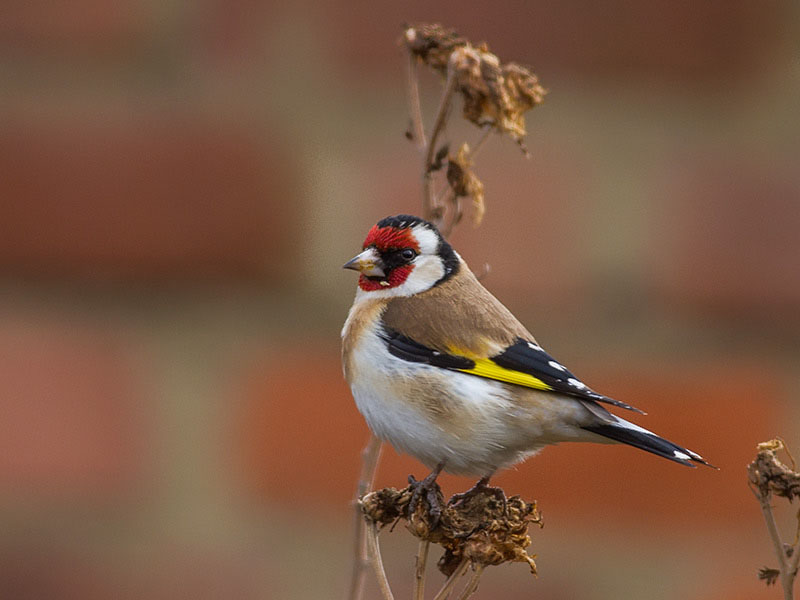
407,470,445,525
448,475,507,515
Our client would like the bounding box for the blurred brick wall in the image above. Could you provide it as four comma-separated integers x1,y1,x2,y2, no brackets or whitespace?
1,1,799,598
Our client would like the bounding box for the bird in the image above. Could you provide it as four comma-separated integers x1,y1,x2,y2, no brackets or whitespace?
341,214,712,511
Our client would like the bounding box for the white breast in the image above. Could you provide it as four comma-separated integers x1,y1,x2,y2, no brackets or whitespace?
343,310,595,476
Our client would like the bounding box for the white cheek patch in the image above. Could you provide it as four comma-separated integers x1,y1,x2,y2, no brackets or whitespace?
412,225,440,255
403,255,445,292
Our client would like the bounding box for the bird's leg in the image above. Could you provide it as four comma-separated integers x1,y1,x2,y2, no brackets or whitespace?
407,462,445,523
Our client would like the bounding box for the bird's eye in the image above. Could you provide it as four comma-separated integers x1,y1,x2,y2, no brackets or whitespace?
400,248,417,261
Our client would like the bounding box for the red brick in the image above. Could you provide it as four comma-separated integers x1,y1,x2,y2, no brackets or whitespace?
649,158,800,323
317,0,785,84
0,310,148,500
236,343,371,512
0,113,297,282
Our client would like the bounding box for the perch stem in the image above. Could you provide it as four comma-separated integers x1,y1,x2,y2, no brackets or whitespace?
757,492,794,600
455,565,485,600
407,54,427,150
413,539,430,600
348,434,383,600
366,521,395,600
432,559,469,600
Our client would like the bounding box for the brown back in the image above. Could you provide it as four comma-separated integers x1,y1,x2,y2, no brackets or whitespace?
381,262,534,357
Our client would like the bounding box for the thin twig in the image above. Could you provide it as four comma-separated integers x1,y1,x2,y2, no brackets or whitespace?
757,482,800,600
759,497,787,574
437,188,458,238
789,529,800,600
469,126,494,160
422,67,458,226
455,565,485,600
413,540,430,600
432,559,470,600
366,522,395,600
348,434,383,600
778,437,797,470
407,54,427,150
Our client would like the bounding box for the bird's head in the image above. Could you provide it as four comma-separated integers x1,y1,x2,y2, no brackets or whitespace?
343,215,460,296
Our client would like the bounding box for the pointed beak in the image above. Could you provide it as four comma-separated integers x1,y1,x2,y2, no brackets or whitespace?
343,248,386,277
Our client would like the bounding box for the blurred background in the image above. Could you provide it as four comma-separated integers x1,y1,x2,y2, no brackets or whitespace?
1,1,799,598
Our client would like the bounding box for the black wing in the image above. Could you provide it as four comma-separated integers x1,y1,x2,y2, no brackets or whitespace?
382,329,644,414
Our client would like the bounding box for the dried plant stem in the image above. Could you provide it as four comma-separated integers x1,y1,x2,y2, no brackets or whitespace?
437,188,459,238
792,532,800,579
455,565,485,600
366,522,395,600
756,495,796,600
414,540,430,600
422,68,458,226
470,125,494,160
432,559,469,600
407,54,427,150
348,434,383,600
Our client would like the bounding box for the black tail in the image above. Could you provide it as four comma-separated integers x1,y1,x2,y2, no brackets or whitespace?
583,421,714,468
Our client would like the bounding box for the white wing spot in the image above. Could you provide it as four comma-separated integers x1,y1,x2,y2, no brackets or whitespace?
673,450,691,461
567,378,587,389
527,342,544,352
548,360,567,372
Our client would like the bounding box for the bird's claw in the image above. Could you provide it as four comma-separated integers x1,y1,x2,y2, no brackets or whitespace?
448,477,508,516
407,473,444,525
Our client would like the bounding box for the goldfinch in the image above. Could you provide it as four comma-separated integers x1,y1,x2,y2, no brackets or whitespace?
342,215,711,496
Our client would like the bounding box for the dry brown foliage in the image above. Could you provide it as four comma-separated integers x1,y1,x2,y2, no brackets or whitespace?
401,23,545,236
404,24,546,145
361,483,542,578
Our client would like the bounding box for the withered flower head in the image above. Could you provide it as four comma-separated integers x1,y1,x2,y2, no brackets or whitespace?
404,23,546,144
362,481,542,578
360,486,412,525
446,143,485,227
748,439,800,500
403,23,468,74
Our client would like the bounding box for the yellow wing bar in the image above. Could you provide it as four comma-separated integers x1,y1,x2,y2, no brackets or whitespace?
457,357,554,391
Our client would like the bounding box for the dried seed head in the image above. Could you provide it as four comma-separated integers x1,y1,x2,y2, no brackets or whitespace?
439,493,542,576
450,46,546,143
360,487,412,525
446,143,485,226
748,439,800,500
363,481,542,578
404,23,468,73
406,23,546,144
